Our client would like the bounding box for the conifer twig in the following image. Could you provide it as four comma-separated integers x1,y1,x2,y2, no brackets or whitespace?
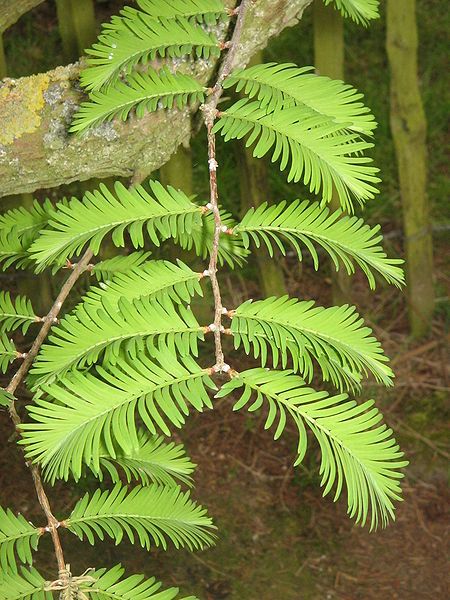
5,248,93,577
202,0,251,373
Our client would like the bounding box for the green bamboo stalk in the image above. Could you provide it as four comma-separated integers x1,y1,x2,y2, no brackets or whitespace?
313,0,351,305
387,0,434,338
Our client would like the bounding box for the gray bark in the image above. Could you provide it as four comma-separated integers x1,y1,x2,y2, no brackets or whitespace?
0,0,313,197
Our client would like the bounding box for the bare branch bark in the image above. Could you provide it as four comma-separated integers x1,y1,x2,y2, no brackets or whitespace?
0,0,45,33
0,0,313,197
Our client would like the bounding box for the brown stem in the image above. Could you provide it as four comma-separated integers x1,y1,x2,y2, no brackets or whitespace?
7,249,93,398
202,0,252,372
6,248,93,577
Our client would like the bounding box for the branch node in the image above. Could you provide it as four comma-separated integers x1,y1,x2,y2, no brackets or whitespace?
208,158,218,172
227,6,240,16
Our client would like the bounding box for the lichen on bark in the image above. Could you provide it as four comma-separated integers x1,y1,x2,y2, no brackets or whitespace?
0,73,49,144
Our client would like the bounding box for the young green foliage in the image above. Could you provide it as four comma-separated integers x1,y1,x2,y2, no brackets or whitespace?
23,350,215,482
0,333,19,373
80,15,219,91
30,181,203,272
71,69,205,133
0,567,52,600
0,0,406,597
0,508,40,573
0,292,39,334
230,297,394,391
65,483,215,550
325,0,380,26
223,62,377,135
234,200,404,288
217,369,407,530
79,563,200,600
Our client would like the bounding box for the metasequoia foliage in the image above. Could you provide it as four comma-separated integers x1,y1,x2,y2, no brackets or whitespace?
0,0,406,597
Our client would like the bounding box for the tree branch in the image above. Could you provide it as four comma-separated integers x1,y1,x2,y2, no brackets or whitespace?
0,0,313,197
0,0,45,33
6,248,93,580
203,0,253,372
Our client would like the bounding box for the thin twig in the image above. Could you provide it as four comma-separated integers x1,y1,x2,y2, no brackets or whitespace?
201,0,252,372
7,249,93,398
6,248,93,577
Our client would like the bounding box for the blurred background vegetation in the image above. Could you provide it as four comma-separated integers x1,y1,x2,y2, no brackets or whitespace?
0,1,448,598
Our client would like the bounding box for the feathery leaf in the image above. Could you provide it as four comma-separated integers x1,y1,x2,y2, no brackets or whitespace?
0,507,40,573
0,292,39,334
324,0,380,26
230,296,393,391
23,350,215,481
0,334,18,373
97,430,196,488
0,567,52,600
0,200,55,271
224,62,376,135
91,252,152,281
29,181,202,272
217,368,407,529
0,388,15,408
0,230,34,271
71,69,205,133
134,0,226,24
174,209,249,267
0,199,54,244
80,260,203,311
31,296,204,383
80,15,219,91
235,200,404,288
81,563,199,599
213,99,380,211
64,483,215,550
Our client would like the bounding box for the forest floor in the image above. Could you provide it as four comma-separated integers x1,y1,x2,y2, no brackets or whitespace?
0,247,448,600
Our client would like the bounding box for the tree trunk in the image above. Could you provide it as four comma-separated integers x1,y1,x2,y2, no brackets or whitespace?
236,51,287,297
55,0,96,62
386,0,434,338
237,143,288,297
313,0,351,305
0,33,5,78
0,0,314,197
159,144,193,195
